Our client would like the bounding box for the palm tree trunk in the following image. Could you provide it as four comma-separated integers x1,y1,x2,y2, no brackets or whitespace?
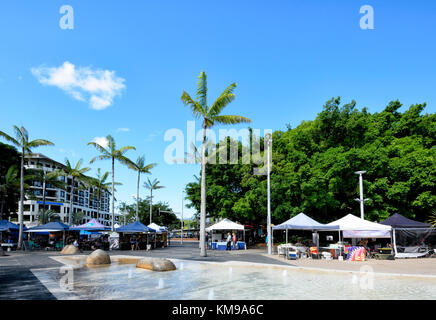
42,174,47,212
96,191,100,222
69,177,74,225
18,148,24,250
111,157,115,231
0,199,4,222
136,171,140,222
200,121,207,257
149,190,152,225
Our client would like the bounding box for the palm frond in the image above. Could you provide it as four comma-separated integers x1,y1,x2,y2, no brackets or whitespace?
0,130,20,147
119,145,136,154
181,91,206,118
209,82,237,117
196,71,208,110
27,139,54,148
212,115,252,125
87,141,109,155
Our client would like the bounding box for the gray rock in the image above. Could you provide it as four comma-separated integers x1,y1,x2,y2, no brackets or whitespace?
136,257,176,272
86,249,111,266
60,244,80,255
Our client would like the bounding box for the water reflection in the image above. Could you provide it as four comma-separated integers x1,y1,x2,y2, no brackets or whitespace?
35,258,436,300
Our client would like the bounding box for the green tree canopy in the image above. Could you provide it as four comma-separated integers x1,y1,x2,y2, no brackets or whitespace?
185,98,436,225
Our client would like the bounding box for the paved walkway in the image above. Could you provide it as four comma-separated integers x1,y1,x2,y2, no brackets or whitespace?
2,242,436,299
0,242,286,300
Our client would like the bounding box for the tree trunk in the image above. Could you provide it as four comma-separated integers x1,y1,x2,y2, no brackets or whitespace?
149,190,153,225
18,148,24,250
136,171,140,222
97,192,100,223
200,120,207,257
111,157,115,231
42,173,47,212
69,177,74,225
0,199,4,222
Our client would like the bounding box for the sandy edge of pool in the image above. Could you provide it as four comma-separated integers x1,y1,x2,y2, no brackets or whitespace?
39,255,436,280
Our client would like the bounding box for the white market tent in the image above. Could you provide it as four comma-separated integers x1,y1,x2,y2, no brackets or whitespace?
148,223,167,233
272,212,340,245
273,212,339,231
206,218,245,243
206,218,244,231
327,214,392,238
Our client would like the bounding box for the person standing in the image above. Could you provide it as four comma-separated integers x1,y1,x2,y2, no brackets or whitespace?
232,232,237,250
130,236,136,251
226,232,232,251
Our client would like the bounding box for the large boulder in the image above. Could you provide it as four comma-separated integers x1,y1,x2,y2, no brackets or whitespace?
60,244,80,255
86,249,111,266
136,257,176,272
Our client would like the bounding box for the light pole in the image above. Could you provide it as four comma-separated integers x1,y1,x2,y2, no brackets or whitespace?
354,171,369,220
161,209,183,245
266,134,272,255
181,191,184,244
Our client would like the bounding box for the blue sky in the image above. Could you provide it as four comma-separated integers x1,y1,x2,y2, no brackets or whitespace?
1,1,435,219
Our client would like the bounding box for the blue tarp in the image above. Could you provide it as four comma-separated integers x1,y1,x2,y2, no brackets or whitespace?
272,212,340,231
115,221,156,233
380,213,431,229
0,220,20,232
26,221,70,232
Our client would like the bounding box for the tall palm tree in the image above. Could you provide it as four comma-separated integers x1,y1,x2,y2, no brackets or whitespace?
30,164,67,212
126,155,157,222
181,71,251,257
58,159,90,225
88,135,135,231
144,178,164,225
36,209,60,225
0,126,54,249
0,165,20,220
87,168,121,222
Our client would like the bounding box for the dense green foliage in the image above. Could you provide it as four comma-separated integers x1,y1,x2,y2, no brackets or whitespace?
0,142,21,217
119,198,179,229
185,98,436,224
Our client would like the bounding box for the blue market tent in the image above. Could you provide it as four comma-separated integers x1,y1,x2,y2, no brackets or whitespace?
272,212,340,231
25,221,70,233
0,220,20,232
380,213,431,229
116,221,156,233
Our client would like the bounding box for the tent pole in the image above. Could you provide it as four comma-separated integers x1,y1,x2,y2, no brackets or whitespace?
286,229,288,244
392,228,397,256
339,230,342,258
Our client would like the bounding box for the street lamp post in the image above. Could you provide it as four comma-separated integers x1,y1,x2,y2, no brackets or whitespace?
181,191,184,245
354,171,369,220
266,134,272,255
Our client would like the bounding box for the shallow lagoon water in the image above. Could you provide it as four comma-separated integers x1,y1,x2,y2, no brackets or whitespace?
32,256,436,300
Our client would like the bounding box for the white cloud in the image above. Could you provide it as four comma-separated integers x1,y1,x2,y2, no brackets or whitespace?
117,128,130,132
31,61,125,110
92,137,109,148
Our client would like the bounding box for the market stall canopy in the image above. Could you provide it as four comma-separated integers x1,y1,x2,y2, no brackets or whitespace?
70,218,110,231
25,221,70,233
327,214,391,238
148,223,167,233
115,221,156,233
0,220,20,232
379,213,431,229
272,212,339,231
206,218,244,231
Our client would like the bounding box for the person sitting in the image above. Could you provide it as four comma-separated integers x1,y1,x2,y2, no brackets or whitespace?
110,238,119,250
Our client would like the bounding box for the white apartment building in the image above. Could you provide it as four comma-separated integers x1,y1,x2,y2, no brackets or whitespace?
21,153,119,227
